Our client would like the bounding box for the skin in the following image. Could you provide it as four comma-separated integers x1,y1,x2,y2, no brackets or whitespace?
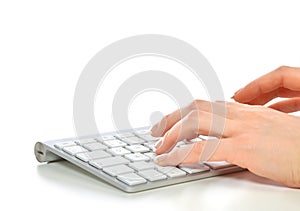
152,66,300,188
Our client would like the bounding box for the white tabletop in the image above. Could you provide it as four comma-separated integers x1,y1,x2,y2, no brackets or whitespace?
33,160,300,211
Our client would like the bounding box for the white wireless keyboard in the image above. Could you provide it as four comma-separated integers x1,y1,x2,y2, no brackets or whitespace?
34,127,244,192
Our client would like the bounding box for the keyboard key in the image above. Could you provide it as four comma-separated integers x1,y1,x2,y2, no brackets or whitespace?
125,144,149,153
204,161,234,170
179,163,210,174
121,137,145,145
62,145,88,155
143,142,156,151
115,132,136,139
155,165,172,171
107,147,131,156
124,153,150,162
117,173,147,186
198,135,218,141
83,142,107,151
144,152,156,160
128,161,155,171
96,135,116,142
175,141,186,147
156,166,186,178
134,129,151,135
54,141,76,150
89,156,129,169
75,139,97,145
103,165,134,177
103,139,127,147
138,169,167,182
138,134,159,142
155,165,173,173
75,150,111,162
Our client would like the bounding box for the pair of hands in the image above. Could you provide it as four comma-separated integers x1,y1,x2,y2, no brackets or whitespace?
151,66,300,188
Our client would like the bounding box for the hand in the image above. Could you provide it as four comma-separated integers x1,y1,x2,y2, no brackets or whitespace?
233,66,300,112
152,100,300,188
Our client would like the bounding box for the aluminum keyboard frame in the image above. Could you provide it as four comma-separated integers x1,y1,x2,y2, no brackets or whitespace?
34,127,245,193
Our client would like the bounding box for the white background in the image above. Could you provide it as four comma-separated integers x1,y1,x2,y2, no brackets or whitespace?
1,0,300,210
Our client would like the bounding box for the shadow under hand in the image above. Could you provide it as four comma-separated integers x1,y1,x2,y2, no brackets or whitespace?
221,170,287,189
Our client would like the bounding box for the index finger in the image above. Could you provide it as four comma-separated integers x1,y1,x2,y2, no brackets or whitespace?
155,110,234,155
233,66,300,103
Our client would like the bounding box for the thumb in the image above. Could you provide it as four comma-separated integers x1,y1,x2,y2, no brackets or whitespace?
269,97,300,113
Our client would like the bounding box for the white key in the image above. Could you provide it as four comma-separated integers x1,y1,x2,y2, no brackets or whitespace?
174,142,184,148
138,134,159,142
128,161,155,171
117,173,147,186
181,138,201,144
54,141,76,150
198,135,218,141
103,164,134,177
83,142,107,151
62,145,88,155
75,139,97,145
134,129,151,135
124,153,150,162
96,135,115,142
121,137,145,145
75,150,111,162
156,166,186,178
103,139,127,148
143,142,156,151
155,165,174,173
175,141,186,147
138,169,167,182
179,163,210,174
204,161,234,170
107,147,131,156
125,144,149,153
144,152,156,160
89,156,129,169
115,132,136,139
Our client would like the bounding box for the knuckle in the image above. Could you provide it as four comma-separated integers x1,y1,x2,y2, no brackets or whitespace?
276,65,291,73
188,101,197,110
188,99,203,110
185,110,203,134
186,110,199,121
162,114,170,124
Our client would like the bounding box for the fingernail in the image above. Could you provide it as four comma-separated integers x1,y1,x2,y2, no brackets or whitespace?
154,154,168,165
155,139,163,148
234,88,243,95
231,88,243,99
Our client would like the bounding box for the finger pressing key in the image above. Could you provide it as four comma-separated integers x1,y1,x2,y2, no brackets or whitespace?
155,110,234,155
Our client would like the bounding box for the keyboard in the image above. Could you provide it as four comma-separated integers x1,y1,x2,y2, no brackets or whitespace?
34,127,244,192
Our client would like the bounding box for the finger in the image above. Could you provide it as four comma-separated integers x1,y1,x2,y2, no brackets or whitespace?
233,66,300,103
151,107,190,138
151,100,213,137
269,97,300,113
155,110,235,155
244,88,300,105
155,139,232,166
